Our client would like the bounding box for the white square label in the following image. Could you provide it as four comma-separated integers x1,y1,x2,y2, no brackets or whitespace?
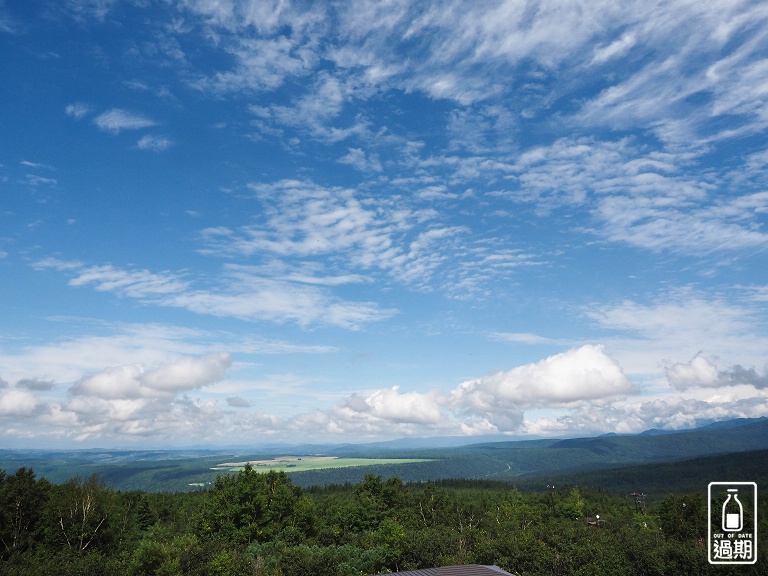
708,482,757,565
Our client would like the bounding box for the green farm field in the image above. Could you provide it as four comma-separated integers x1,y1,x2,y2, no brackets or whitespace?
211,456,432,474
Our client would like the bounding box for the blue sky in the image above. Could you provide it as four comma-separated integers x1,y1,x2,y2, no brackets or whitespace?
1,0,767,448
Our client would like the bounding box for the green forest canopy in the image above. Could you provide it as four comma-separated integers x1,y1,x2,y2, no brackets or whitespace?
1,463,765,576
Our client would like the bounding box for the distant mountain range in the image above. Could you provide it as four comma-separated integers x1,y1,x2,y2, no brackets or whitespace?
1,417,766,492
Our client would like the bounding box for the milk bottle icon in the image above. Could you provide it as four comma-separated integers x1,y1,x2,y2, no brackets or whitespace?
722,488,743,532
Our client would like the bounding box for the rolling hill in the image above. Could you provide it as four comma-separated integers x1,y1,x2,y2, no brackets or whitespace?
0,417,766,492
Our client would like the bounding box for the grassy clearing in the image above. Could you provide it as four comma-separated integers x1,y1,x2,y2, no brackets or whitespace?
211,456,432,474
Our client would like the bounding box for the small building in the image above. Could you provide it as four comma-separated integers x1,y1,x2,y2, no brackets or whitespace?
372,565,516,576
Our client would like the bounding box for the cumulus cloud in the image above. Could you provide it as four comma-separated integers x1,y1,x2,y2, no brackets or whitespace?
725,365,768,389
524,393,768,437
142,353,231,393
72,353,232,399
302,345,634,438
356,386,442,425
448,345,631,432
666,354,722,390
667,353,768,390
0,389,41,417
452,345,631,407
2,339,766,444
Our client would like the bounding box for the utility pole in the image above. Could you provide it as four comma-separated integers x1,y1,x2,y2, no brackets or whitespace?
630,491,646,514
547,484,556,515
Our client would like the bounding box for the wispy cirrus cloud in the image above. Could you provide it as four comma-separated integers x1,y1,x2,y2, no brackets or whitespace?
583,288,768,377
338,147,383,173
93,108,158,134
493,137,768,254
198,36,316,95
576,2,768,145
248,73,370,143
65,102,91,120
65,0,117,23
0,320,336,386
35,259,190,297
199,178,533,297
33,258,392,329
137,134,173,151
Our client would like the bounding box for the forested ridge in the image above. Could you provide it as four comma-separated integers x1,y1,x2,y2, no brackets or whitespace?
1,463,765,575
3,419,767,493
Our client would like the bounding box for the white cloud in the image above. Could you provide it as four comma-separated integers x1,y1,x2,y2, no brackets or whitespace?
249,73,370,142
201,36,315,94
338,147,382,172
137,134,173,151
199,179,521,297
500,137,768,254
290,396,452,440
34,258,392,329
204,180,396,259
666,353,768,390
576,2,768,144
591,32,636,65
66,0,117,22
491,332,558,345
0,321,335,390
1,338,765,444
226,396,250,408
179,0,318,34
300,345,634,438
165,268,393,328
25,174,57,187
357,386,442,425
451,344,631,411
0,2,17,34
524,393,768,437
64,263,190,296
584,289,768,376
121,0,768,150
65,103,91,120
72,352,231,399
666,354,723,390
0,389,41,417
0,354,237,442
17,378,56,391
94,109,158,134
20,160,53,169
